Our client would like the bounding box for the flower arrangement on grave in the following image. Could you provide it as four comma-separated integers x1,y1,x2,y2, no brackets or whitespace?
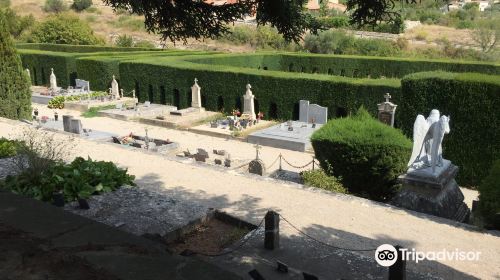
257,111,264,120
232,109,241,117
40,116,49,123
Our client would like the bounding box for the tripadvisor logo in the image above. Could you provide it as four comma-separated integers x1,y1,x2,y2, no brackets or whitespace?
375,244,481,267
375,244,398,267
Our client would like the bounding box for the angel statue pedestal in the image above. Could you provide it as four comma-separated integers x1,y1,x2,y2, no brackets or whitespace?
391,110,470,222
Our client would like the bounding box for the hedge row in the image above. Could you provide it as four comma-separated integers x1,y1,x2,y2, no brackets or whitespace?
16,43,160,53
188,53,500,78
118,56,400,120
19,50,77,88
399,72,500,185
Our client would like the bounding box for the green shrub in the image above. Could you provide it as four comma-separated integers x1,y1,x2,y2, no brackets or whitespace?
134,40,155,48
311,108,412,201
301,170,347,194
47,96,65,109
71,0,92,12
0,0,10,8
317,16,350,29
0,138,17,158
399,71,500,186
0,13,31,120
81,105,114,117
0,7,35,38
16,42,159,52
1,156,135,202
43,0,67,13
28,14,104,45
478,160,500,229
115,34,134,47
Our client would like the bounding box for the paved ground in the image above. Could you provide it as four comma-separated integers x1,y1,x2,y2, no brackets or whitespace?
0,190,241,280
1,113,498,279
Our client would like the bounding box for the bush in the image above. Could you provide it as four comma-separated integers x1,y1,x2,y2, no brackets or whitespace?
28,14,104,45
134,40,155,48
0,138,17,158
0,13,31,120
311,108,412,201
0,7,35,38
71,0,92,12
478,160,500,229
317,16,350,29
1,156,135,202
43,0,67,13
301,170,347,194
0,0,10,8
47,95,65,108
115,34,134,47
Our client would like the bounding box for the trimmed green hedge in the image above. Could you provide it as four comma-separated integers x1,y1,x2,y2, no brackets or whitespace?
16,43,160,53
478,160,500,230
19,50,77,87
311,108,412,201
118,55,400,119
399,72,500,185
188,53,500,78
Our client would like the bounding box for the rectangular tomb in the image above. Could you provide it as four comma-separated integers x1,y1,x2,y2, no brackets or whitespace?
247,121,322,152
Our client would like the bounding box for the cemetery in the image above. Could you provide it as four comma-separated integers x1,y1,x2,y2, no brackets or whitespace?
1,39,499,280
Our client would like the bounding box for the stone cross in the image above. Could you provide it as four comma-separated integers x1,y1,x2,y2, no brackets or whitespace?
111,75,120,100
132,89,136,99
120,89,124,99
384,93,391,103
243,84,256,120
254,143,261,160
49,68,58,90
191,78,202,108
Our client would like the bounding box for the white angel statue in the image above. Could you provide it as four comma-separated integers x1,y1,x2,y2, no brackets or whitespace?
408,109,450,173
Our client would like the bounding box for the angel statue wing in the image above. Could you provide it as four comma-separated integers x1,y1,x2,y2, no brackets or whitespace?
408,115,429,167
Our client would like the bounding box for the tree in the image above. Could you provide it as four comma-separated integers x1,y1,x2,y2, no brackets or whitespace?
115,34,134,47
71,0,93,12
103,0,321,43
28,14,104,45
471,19,499,53
43,0,67,13
0,7,35,38
0,13,31,120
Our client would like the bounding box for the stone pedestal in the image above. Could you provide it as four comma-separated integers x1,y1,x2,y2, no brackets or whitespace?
392,160,470,222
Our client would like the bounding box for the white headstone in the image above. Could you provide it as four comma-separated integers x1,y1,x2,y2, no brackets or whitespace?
191,78,202,108
243,84,256,120
120,89,124,99
49,68,57,90
111,75,120,100
308,104,328,124
299,100,309,122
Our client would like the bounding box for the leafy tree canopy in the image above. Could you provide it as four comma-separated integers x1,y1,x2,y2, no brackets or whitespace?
103,0,429,43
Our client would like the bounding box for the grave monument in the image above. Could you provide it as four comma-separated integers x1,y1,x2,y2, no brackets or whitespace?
49,68,60,92
377,93,397,127
243,84,256,120
392,109,470,222
299,100,328,124
191,78,202,109
111,75,120,100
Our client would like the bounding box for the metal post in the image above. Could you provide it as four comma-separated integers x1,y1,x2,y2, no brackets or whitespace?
312,156,315,170
389,245,406,280
279,154,282,171
264,211,279,250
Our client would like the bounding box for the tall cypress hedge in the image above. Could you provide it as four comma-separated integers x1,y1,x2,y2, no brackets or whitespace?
0,13,31,120
399,72,500,186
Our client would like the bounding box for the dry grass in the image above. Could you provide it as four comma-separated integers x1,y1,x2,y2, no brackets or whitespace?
404,24,475,47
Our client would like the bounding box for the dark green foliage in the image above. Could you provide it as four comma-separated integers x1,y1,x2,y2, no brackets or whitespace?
0,13,31,120
301,170,348,194
47,96,64,109
81,105,114,118
19,49,77,87
71,0,92,12
1,156,135,202
399,71,500,186
43,0,67,13
317,16,350,29
311,108,412,201
28,14,104,45
478,160,500,229
0,138,18,158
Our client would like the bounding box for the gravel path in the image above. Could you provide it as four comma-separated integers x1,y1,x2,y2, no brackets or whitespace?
1,114,497,279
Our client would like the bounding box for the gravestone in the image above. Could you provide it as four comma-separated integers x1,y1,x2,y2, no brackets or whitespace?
111,75,120,100
70,119,82,134
191,78,202,108
62,115,73,132
75,79,90,92
298,100,328,124
224,153,232,167
243,84,256,120
144,101,151,107
299,100,309,122
377,93,397,127
214,159,222,165
249,159,266,176
194,148,209,162
49,68,58,91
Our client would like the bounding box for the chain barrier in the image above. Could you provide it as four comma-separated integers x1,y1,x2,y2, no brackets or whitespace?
231,161,251,171
281,155,314,169
187,217,265,257
266,155,281,170
279,214,377,252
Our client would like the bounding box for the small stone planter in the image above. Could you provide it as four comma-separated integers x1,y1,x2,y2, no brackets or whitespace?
52,192,65,207
78,198,90,210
